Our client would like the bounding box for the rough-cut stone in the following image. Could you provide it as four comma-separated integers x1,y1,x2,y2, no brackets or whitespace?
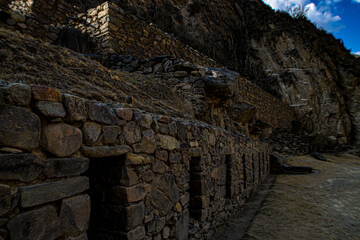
114,108,133,121
169,153,182,163
150,175,179,216
65,233,88,240
127,225,145,240
176,210,189,240
141,130,157,154
155,150,168,161
102,125,120,144
0,185,11,217
83,145,131,158
35,101,66,117
8,205,61,240
63,94,87,121
158,134,180,151
20,176,89,208
140,114,153,129
88,103,117,125
60,194,90,235
126,153,153,165
162,226,170,239
4,83,31,106
123,202,145,230
41,123,82,157
111,184,151,203
152,161,167,174
0,147,22,154
82,122,101,145
44,158,89,178
32,85,62,102
0,154,42,182
124,121,141,144
0,106,40,150
119,168,139,186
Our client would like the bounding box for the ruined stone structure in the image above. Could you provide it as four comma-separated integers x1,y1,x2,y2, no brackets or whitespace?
0,83,269,239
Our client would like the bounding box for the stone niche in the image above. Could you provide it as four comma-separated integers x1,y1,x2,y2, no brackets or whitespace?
0,83,270,240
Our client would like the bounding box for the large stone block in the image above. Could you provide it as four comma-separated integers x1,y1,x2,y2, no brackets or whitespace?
20,177,89,208
0,185,11,216
32,85,62,102
0,154,42,182
140,130,156,154
60,194,90,235
126,225,145,240
122,202,145,230
41,123,82,157
175,209,189,240
4,83,31,106
111,184,151,203
63,94,88,122
114,108,133,121
126,153,153,165
150,175,179,216
0,106,40,150
82,145,131,158
44,158,89,178
88,103,117,125
35,101,66,118
82,122,101,145
158,134,180,151
123,121,141,145
8,205,61,240
102,125,120,144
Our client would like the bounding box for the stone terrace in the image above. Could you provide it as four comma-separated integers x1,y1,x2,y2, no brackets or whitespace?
0,83,270,239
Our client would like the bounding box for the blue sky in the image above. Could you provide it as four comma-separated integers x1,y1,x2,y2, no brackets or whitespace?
262,0,360,54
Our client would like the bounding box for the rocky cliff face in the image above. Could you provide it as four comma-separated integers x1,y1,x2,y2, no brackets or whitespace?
114,0,360,146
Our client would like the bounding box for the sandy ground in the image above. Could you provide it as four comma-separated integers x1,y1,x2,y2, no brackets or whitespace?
243,154,360,240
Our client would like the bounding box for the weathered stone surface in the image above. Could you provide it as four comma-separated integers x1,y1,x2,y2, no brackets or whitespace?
65,232,88,240
88,103,117,125
41,123,82,157
83,145,131,158
0,147,23,154
8,205,61,240
124,121,141,145
123,202,145,230
82,122,101,145
127,225,145,240
227,102,256,124
140,114,153,129
126,153,153,165
141,130,156,154
32,85,62,102
44,158,89,178
111,184,151,203
155,150,168,161
63,94,87,121
0,154,42,182
169,152,182,163
4,83,31,106
60,194,90,235
20,176,89,208
0,106,40,150
176,210,189,240
102,125,120,144
150,175,179,216
119,168,139,186
114,108,133,121
158,134,180,151
0,185,11,217
152,161,167,174
35,101,66,117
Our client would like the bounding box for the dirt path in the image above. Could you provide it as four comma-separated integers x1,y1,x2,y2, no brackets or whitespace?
216,154,360,240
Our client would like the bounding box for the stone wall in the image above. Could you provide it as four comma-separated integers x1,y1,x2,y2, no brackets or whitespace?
106,54,295,138
0,0,219,66
0,83,270,240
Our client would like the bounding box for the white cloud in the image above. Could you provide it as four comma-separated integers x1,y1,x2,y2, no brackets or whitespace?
353,0,360,3
353,51,360,55
263,0,343,32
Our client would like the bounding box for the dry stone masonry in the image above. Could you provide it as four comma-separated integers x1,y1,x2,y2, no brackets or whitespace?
0,83,270,239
